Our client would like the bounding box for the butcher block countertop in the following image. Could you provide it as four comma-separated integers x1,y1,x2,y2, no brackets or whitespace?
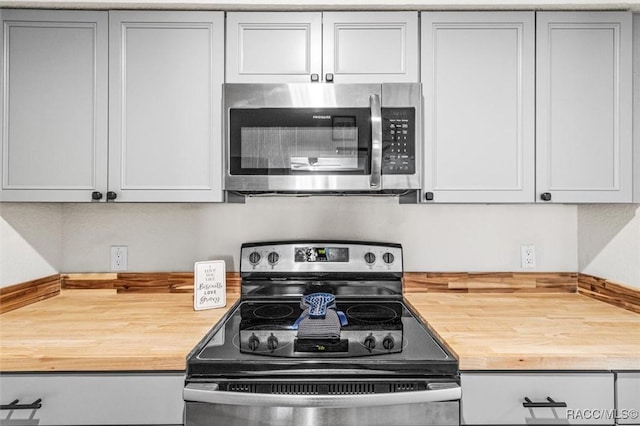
0,289,240,372
404,293,640,371
1,290,639,372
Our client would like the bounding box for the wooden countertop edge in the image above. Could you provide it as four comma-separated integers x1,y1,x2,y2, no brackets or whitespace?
4,354,638,373
0,356,188,372
457,357,640,371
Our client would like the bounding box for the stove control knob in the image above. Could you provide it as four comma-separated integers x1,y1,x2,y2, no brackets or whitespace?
363,334,376,352
248,334,260,351
383,335,395,351
364,252,376,265
248,251,261,265
267,333,278,351
382,252,395,264
267,252,280,265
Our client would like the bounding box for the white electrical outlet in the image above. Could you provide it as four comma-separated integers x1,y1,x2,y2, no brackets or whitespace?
111,246,128,271
521,245,536,269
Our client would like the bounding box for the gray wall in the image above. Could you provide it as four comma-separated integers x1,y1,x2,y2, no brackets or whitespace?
59,198,578,274
0,203,62,286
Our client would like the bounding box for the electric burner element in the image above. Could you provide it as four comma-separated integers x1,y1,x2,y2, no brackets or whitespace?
253,304,294,320
346,304,399,324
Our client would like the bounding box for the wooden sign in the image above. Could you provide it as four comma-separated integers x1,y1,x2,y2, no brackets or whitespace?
194,260,226,311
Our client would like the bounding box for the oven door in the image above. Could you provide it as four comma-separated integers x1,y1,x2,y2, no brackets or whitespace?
184,380,460,426
224,84,383,192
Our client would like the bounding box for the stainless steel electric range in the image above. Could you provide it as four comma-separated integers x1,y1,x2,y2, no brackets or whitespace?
184,241,460,426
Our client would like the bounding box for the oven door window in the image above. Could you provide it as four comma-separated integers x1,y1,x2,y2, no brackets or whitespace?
229,108,371,175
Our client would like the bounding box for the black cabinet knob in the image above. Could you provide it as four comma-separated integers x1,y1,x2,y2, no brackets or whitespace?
106,191,117,201
91,191,103,201
540,192,552,201
325,73,334,82
310,73,319,82
425,192,434,201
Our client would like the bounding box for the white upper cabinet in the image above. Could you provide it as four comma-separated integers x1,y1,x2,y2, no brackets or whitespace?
226,12,418,83
109,11,225,202
322,12,419,83
0,10,108,202
226,12,321,83
421,12,535,203
536,12,633,203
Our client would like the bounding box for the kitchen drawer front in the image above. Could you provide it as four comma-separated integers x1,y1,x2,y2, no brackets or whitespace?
616,372,640,425
0,372,184,425
461,372,615,425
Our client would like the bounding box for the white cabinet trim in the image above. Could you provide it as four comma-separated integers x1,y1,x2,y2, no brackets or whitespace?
421,12,535,203
226,12,322,83
535,12,633,203
108,11,225,202
0,10,108,202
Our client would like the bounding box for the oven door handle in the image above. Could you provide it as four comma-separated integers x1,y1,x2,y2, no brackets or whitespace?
184,383,460,408
369,93,382,190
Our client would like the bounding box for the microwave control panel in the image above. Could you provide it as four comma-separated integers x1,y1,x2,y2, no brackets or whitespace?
381,108,415,174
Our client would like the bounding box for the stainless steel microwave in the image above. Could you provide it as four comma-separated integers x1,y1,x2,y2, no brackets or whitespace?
223,83,421,195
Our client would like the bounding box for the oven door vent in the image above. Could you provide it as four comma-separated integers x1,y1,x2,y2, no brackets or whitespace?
389,383,416,392
272,384,319,395
227,383,258,393
328,383,376,395
222,381,425,395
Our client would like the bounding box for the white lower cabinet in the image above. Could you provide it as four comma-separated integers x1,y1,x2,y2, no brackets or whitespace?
461,372,615,425
616,372,640,425
0,372,184,425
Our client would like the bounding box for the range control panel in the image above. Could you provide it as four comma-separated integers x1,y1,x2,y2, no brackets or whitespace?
381,107,415,175
240,242,403,274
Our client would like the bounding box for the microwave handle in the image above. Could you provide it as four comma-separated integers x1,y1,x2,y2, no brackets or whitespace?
369,93,382,189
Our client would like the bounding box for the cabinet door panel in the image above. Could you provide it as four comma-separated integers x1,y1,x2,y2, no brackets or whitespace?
109,11,224,202
226,12,321,83
0,10,108,202
616,372,640,425
536,12,632,203
0,373,184,425
461,372,615,425
322,12,418,83
421,12,534,203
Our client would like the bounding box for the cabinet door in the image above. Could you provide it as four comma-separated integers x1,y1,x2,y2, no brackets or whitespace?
421,12,535,203
461,372,615,425
536,12,633,203
616,372,640,425
0,372,184,425
0,10,108,202
109,11,224,202
226,12,322,83
322,12,418,83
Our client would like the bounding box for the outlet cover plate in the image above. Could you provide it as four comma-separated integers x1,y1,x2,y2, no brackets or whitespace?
521,244,536,269
111,246,128,271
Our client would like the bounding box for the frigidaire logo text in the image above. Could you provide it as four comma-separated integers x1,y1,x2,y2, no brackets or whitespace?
312,115,331,119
